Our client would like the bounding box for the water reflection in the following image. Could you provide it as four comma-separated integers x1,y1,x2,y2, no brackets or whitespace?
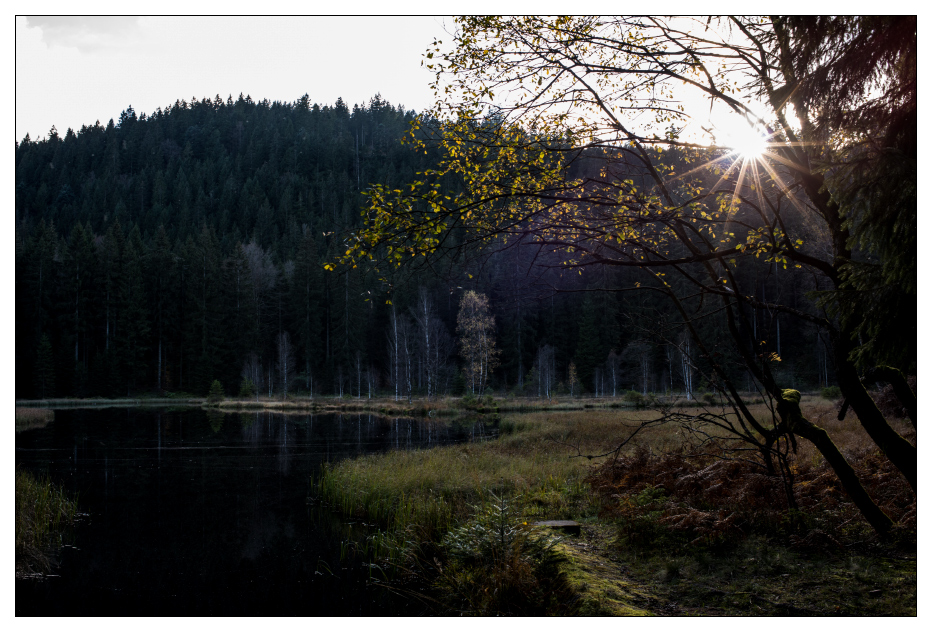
16,407,495,615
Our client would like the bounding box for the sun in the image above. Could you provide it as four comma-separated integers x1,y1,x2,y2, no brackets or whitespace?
718,118,768,159
729,128,767,159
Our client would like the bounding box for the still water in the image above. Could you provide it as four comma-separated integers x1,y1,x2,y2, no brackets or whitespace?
16,407,494,615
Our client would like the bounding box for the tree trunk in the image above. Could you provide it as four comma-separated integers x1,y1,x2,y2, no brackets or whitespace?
833,336,916,491
795,417,894,534
779,390,893,535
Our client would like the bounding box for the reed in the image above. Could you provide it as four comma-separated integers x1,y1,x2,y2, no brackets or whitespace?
15,470,78,576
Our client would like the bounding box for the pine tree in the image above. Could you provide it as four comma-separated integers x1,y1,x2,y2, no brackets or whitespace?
207,379,225,404
116,232,150,394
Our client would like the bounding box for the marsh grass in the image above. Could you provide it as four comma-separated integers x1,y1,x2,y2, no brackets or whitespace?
317,410,608,613
16,408,54,432
16,470,78,577
318,394,915,614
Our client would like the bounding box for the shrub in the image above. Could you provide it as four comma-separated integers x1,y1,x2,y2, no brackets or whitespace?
821,385,842,400
623,390,645,406
207,380,225,404
436,492,569,615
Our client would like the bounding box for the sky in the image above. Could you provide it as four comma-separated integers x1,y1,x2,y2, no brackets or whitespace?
16,15,450,142
16,14,779,150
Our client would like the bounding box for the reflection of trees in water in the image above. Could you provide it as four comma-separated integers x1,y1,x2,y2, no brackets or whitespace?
232,411,490,460
206,409,224,434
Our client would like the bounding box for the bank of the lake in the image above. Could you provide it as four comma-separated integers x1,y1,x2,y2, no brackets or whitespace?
319,403,916,616
16,390,767,417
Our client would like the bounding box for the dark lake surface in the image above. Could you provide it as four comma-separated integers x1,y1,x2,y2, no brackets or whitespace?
16,407,494,615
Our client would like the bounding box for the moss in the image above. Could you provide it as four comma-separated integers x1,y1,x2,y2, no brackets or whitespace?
781,388,801,407
548,523,656,615
556,538,654,615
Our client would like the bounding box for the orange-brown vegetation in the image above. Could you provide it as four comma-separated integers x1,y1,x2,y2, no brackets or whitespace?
588,399,916,548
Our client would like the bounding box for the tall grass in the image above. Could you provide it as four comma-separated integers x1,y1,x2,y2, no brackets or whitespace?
16,470,78,576
318,411,611,530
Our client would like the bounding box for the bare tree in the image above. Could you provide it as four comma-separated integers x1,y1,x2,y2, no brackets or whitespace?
605,349,621,398
277,332,295,401
355,350,363,399
412,288,436,400
536,344,555,401
387,303,400,401
678,332,695,400
387,306,415,401
625,341,652,396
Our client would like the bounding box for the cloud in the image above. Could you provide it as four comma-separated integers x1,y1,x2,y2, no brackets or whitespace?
25,16,141,53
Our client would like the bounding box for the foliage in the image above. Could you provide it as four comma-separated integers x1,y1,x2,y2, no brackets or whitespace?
623,390,645,407
588,440,915,549
435,491,569,615
16,469,78,577
821,385,842,400
456,291,500,396
207,379,225,404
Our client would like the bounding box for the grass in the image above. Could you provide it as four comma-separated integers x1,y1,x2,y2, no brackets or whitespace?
16,407,55,432
317,394,916,615
16,469,79,578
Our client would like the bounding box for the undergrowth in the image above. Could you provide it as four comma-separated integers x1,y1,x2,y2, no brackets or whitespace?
588,441,916,551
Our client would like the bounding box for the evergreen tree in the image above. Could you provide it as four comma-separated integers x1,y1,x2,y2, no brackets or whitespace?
574,293,604,394
35,334,55,399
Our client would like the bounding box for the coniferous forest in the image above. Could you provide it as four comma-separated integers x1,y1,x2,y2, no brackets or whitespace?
15,17,917,616
15,92,879,400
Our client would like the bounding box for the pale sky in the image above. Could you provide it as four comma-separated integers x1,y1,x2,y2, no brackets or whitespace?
16,15,450,142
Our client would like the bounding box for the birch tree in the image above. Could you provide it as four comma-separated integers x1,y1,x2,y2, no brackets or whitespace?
456,291,500,396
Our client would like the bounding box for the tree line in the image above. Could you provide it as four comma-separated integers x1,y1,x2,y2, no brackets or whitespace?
17,91,846,400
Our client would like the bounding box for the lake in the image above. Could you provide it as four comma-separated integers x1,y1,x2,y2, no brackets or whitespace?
15,407,494,615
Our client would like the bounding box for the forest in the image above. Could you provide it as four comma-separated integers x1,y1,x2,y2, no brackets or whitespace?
15,16,916,615
15,91,868,401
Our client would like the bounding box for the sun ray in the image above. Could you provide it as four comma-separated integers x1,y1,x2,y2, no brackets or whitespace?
755,156,814,216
